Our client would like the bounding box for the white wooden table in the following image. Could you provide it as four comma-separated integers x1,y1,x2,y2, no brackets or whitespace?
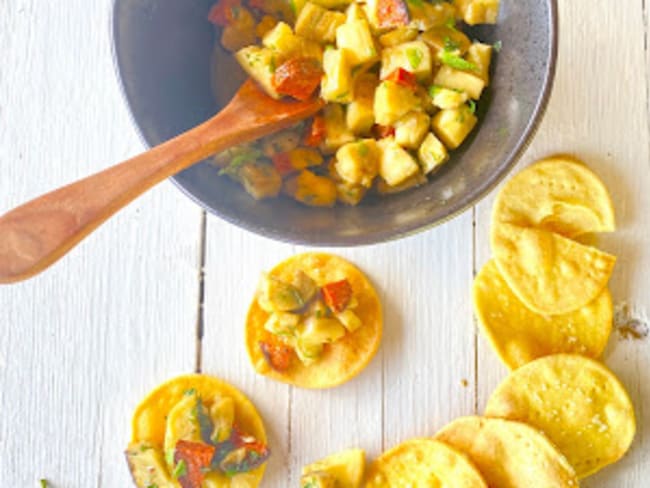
1,1,649,486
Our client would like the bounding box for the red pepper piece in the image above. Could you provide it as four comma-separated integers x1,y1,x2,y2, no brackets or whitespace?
174,440,216,488
272,152,295,176
384,68,418,89
376,0,410,29
321,279,353,313
260,340,293,371
372,124,396,139
208,0,241,26
304,116,326,147
272,58,324,101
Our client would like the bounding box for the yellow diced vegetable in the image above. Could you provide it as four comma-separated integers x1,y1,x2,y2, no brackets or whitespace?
336,19,379,66
376,171,427,194
220,7,257,52
286,170,338,206
419,25,471,55
346,99,375,135
466,42,493,84
263,22,323,62
323,104,355,151
295,338,324,365
379,27,418,48
264,312,301,335
433,65,486,99
163,394,202,458
321,48,353,103
429,85,469,109
258,274,305,311
239,163,282,200
377,137,420,186
208,397,235,442
298,316,347,344
336,309,362,332
345,2,367,22
288,148,324,169
374,80,422,126
256,15,278,39
408,2,457,31
235,46,280,99
295,2,346,43
335,139,380,187
431,104,477,149
336,182,367,205
380,40,433,82
126,443,175,488
394,111,430,149
418,132,449,173
453,0,500,25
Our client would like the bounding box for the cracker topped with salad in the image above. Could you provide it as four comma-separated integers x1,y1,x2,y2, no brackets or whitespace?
126,374,270,488
209,0,500,206
246,253,382,388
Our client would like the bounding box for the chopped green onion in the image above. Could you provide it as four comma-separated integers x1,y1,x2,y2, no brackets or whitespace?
173,460,187,479
493,40,503,52
443,36,460,52
428,85,443,98
438,51,478,72
468,100,477,114
406,48,423,69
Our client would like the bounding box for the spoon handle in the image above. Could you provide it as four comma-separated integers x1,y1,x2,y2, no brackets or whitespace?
0,81,322,284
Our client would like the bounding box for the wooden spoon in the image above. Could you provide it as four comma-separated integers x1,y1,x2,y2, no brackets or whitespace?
0,80,323,284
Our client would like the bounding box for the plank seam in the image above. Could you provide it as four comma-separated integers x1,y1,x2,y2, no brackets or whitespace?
195,211,207,373
471,206,479,414
641,0,650,172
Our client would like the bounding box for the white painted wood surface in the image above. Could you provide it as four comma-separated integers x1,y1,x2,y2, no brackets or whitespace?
0,1,649,487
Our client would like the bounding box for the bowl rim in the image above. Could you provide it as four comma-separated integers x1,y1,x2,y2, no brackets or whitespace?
110,0,559,247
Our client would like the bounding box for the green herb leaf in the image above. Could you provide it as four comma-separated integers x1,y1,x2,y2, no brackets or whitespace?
428,85,442,98
173,460,187,479
468,100,477,114
303,482,318,488
165,448,175,466
445,17,456,29
184,388,197,396
406,48,423,69
443,36,460,52
438,51,478,72
219,149,263,176
493,40,503,53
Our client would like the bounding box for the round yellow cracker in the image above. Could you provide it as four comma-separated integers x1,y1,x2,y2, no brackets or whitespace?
131,374,268,486
365,438,487,487
246,252,382,389
485,354,636,478
491,223,616,315
473,259,613,370
492,156,615,238
435,417,578,488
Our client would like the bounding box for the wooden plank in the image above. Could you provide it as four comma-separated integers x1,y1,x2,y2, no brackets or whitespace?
0,1,202,486
202,219,295,487
475,1,650,486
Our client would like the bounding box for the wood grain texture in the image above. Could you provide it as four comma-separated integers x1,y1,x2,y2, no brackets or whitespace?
2,0,650,487
475,2,650,486
0,1,202,487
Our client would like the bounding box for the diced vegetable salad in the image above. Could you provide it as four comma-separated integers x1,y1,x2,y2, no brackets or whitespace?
209,0,500,206
257,270,361,367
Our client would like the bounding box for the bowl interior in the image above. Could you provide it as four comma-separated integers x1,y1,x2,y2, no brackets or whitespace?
113,0,556,246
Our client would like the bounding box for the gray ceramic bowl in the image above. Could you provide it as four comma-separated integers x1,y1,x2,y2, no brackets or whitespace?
112,0,557,246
